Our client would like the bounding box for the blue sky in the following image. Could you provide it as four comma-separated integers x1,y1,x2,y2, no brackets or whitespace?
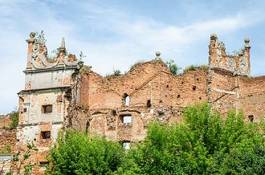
0,0,265,114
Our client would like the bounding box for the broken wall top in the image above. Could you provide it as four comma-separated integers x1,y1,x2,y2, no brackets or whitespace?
209,34,251,76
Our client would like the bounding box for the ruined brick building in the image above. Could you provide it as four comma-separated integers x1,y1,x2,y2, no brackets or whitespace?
13,31,265,171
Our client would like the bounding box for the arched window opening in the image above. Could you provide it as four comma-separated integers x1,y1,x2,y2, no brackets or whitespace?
147,100,151,108
122,93,130,106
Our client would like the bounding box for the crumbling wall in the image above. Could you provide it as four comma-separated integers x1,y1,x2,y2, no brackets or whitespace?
208,69,238,115
208,67,265,122
0,129,16,153
79,60,207,109
69,59,208,142
209,34,250,76
238,76,265,122
0,116,11,129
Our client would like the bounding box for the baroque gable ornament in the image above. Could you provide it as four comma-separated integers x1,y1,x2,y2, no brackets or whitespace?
29,31,79,70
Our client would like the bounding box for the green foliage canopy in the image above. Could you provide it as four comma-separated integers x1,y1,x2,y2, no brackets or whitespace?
166,60,181,75
9,111,18,129
47,130,125,175
47,104,265,175
119,104,265,175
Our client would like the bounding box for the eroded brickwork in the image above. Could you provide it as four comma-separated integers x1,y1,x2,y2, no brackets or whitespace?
68,59,208,143
67,34,265,147
0,129,16,174
0,115,11,129
0,129,16,153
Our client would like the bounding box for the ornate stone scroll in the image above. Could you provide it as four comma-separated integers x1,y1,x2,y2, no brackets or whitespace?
29,31,79,70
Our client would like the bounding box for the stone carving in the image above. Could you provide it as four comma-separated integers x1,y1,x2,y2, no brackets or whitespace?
29,31,78,70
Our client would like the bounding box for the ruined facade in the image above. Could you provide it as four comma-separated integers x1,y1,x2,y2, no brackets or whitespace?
16,31,81,173
11,31,265,172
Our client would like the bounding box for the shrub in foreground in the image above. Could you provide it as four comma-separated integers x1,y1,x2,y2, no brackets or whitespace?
120,104,265,174
48,104,265,175
47,131,125,175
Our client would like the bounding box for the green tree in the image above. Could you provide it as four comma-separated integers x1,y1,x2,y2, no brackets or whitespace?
120,104,265,175
47,130,125,175
166,60,181,75
47,104,265,175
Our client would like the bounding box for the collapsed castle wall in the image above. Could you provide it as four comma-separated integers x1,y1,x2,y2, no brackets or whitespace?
208,69,238,115
67,34,265,144
78,60,208,110
68,59,208,142
208,34,265,122
238,76,265,122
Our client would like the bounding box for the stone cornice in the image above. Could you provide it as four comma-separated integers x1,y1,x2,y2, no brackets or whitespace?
23,65,78,74
18,86,71,95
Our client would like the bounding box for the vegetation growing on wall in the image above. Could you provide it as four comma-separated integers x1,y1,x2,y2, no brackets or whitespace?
105,69,122,78
9,111,18,129
113,70,121,76
166,59,181,75
79,65,91,75
183,65,208,73
0,144,11,154
47,104,265,175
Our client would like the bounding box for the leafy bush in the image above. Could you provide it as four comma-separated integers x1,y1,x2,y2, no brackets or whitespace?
183,65,208,73
47,104,265,175
9,111,18,129
0,144,11,154
47,130,125,175
9,142,39,175
105,69,122,78
113,70,121,76
118,104,265,174
166,60,181,75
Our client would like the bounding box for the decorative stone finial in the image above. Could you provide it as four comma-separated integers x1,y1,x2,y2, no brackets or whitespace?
29,32,36,39
60,37,65,49
210,33,218,40
58,37,66,53
155,51,161,59
244,38,250,48
26,32,36,43
37,31,46,45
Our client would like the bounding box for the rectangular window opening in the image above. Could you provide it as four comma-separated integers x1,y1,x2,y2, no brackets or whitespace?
41,131,51,139
122,141,131,150
120,115,132,125
42,105,52,113
248,115,254,122
39,161,49,167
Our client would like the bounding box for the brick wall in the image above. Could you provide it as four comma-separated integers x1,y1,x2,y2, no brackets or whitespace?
0,129,16,153
0,116,11,129
68,60,208,142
